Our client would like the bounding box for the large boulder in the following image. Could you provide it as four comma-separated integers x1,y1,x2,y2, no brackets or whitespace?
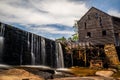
17,65,55,79
95,70,114,77
0,68,44,80
49,76,114,80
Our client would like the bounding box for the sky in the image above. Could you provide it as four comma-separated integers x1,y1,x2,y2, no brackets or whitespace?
0,0,120,40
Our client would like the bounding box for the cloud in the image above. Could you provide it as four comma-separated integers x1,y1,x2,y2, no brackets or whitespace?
30,0,89,26
33,26,74,35
108,9,120,17
0,0,89,39
0,0,88,26
23,24,74,35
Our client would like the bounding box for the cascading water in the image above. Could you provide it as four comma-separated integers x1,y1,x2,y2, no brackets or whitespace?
0,22,66,68
0,37,4,63
0,24,5,63
56,43,64,68
0,23,5,36
31,34,35,65
41,37,46,65
20,45,23,65
56,42,59,68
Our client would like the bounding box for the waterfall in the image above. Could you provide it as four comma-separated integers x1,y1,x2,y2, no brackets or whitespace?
20,45,23,65
0,23,66,68
56,43,64,68
0,23,5,63
0,24,5,36
58,43,64,68
31,34,35,65
41,37,46,65
0,37,4,63
56,42,59,67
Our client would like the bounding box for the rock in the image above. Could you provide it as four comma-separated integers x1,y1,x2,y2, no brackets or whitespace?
53,71,75,78
108,68,117,73
17,65,55,79
117,65,120,70
48,76,114,80
0,68,44,80
56,68,71,72
35,71,53,79
95,70,114,77
54,68,75,78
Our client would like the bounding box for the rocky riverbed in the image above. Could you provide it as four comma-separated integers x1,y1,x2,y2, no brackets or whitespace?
0,65,120,80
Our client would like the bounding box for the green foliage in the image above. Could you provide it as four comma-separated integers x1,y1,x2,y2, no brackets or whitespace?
73,20,78,32
71,20,79,41
72,33,78,41
56,36,66,42
56,20,79,42
68,33,78,42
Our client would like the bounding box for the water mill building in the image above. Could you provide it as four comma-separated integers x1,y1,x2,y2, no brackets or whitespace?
77,7,120,46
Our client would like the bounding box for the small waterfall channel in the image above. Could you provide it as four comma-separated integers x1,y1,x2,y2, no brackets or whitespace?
31,34,35,65
0,37,4,63
56,43,64,68
0,23,5,63
41,37,46,65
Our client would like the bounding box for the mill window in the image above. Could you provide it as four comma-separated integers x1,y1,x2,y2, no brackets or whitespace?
95,13,99,19
88,15,90,20
87,32,91,37
84,22,86,29
99,17,102,27
102,30,106,36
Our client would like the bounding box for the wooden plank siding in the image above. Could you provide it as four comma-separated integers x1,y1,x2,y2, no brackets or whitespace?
77,7,120,46
112,17,120,46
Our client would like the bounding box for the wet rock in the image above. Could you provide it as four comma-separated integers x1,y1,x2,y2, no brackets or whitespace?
108,68,117,73
18,65,55,79
0,68,44,80
53,71,75,78
35,71,53,79
117,65,120,70
95,70,114,77
53,68,75,78
48,76,114,80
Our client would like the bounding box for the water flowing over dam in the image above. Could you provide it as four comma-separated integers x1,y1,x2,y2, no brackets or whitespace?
0,22,65,68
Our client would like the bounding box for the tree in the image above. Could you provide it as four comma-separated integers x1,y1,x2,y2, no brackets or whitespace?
72,20,79,41
72,33,78,41
56,36,66,42
73,20,78,32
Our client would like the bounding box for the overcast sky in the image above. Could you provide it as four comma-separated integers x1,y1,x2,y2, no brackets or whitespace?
0,0,120,40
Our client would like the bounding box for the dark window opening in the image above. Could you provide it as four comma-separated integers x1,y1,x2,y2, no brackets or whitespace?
88,15,90,20
84,22,86,29
95,13,99,19
115,33,120,46
99,17,102,27
102,30,106,36
87,32,91,37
